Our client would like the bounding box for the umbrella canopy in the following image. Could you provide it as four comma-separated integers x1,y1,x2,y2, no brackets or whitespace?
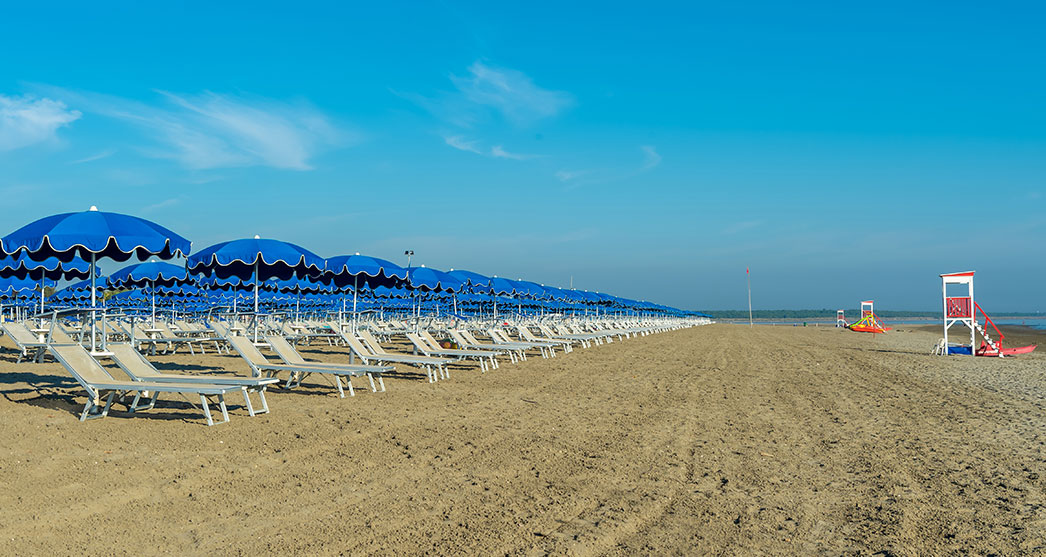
0,276,52,299
1,206,190,263
323,254,407,289
0,253,93,314
446,269,493,294
187,236,325,340
406,266,465,293
108,261,194,325
187,237,324,282
0,206,190,353
107,261,189,289
0,253,93,281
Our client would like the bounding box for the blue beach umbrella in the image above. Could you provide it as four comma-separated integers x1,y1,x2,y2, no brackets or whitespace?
0,206,191,353
406,266,464,293
108,260,192,325
187,236,324,341
324,253,408,326
446,269,494,316
0,253,93,315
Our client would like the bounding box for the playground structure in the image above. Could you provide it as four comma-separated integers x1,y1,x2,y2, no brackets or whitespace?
847,300,890,333
935,271,1036,357
836,310,846,328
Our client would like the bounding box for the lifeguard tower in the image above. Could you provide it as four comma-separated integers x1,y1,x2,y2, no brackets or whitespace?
836,310,846,327
940,272,979,355
936,270,1029,356
848,300,890,333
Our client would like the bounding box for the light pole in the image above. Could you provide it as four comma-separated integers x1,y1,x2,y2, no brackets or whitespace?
404,250,415,321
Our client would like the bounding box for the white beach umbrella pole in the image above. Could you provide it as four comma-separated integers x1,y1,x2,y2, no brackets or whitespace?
90,253,97,353
253,260,260,344
352,275,358,333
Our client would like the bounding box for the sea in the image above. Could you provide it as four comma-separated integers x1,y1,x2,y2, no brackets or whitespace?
722,317,1046,330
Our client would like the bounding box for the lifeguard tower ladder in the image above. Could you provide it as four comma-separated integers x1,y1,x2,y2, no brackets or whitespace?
940,271,1003,356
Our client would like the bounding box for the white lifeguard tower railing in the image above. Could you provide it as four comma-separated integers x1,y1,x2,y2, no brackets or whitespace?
940,271,1003,356
860,300,874,320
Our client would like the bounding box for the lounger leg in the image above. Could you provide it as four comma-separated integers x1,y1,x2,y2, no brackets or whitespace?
242,387,256,416
346,376,355,397
377,374,386,392
258,388,270,413
425,365,434,383
443,364,449,380
200,394,214,426
333,375,346,398
217,395,229,424
368,373,376,392
81,392,115,421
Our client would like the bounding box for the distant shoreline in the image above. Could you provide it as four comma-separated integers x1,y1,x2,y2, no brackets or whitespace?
704,311,1046,319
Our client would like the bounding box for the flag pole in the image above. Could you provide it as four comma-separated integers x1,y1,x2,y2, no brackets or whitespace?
747,266,753,327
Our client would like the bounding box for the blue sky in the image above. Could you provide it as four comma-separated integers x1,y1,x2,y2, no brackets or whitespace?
1,2,1044,311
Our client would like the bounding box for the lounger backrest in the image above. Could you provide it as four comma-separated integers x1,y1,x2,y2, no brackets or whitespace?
265,336,307,365
517,326,538,341
48,325,77,344
108,343,161,380
210,321,231,338
446,330,469,347
132,323,150,338
49,343,118,385
356,330,388,354
341,331,377,359
406,332,434,352
3,322,44,347
228,336,273,367
420,330,446,349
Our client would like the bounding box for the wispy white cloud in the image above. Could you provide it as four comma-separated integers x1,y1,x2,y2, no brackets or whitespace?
555,169,591,182
443,134,539,160
443,134,483,154
640,145,662,170
0,95,80,151
141,197,181,213
490,145,537,160
70,148,116,164
402,61,574,128
35,86,350,170
557,146,662,189
449,61,574,125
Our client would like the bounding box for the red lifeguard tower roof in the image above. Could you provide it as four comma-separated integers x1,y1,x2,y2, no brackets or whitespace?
940,271,975,278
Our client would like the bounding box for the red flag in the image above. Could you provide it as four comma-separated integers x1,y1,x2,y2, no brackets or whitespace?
747,267,749,274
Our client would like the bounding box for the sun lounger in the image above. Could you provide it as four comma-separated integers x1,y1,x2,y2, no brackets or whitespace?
326,322,451,383
538,324,593,348
107,343,276,416
227,335,385,398
516,325,573,353
447,330,522,363
2,322,52,363
48,343,241,426
485,328,554,358
265,335,388,393
403,331,499,372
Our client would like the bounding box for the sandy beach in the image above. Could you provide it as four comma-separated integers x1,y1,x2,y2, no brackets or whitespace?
1,324,1044,555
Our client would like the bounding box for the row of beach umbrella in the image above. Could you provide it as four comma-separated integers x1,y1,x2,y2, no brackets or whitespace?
0,207,701,352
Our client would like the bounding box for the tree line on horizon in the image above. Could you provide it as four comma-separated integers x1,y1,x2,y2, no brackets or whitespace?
702,309,1046,319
